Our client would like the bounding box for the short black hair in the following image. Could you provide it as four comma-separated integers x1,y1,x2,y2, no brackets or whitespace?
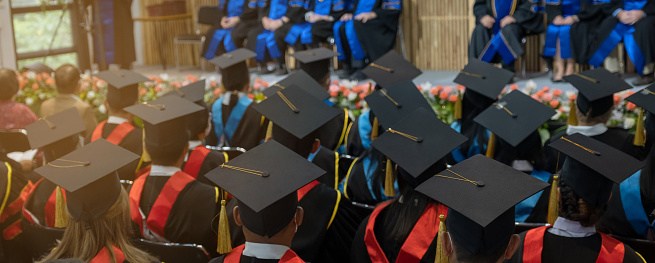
54,64,80,94
451,234,507,263
271,124,318,159
188,104,210,140
146,140,187,166
0,68,19,101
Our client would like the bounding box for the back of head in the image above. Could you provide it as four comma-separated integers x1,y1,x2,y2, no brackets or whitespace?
145,121,189,166
576,94,613,125
0,68,19,101
557,179,604,227
448,209,515,263
221,62,250,92
188,103,210,140
271,124,318,158
494,131,546,171
54,64,81,94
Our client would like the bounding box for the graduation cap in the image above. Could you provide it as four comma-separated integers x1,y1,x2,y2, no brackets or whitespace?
34,139,140,220
252,85,340,140
291,48,339,82
362,51,422,89
564,68,631,117
0,129,30,153
416,155,549,255
263,70,330,101
22,62,54,74
474,90,556,147
124,95,203,149
626,86,655,146
364,80,435,129
371,108,468,187
25,107,85,150
454,59,514,100
204,141,325,237
548,133,643,206
96,70,149,110
162,80,206,104
210,48,256,91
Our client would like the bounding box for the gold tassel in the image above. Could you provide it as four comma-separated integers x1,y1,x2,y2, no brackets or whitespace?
435,214,449,263
371,117,379,141
453,91,462,120
567,98,578,126
384,158,396,197
634,108,646,146
265,121,274,141
54,186,68,228
216,199,233,254
547,175,559,225
141,129,152,163
485,133,496,159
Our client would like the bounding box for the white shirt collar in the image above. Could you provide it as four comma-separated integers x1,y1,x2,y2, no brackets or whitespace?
547,217,597,237
184,141,204,162
222,91,246,105
566,123,608,137
242,242,290,260
107,116,129,125
149,165,181,176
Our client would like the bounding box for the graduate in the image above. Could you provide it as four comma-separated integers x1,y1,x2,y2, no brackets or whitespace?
416,155,550,263
333,0,402,80
349,108,468,263
544,0,581,82
0,134,31,254
473,90,556,223
209,49,268,150
569,0,611,66
22,108,86,229
600,86,655,239
544,68,644,173
203,0,260,60
449,60,514,164
86,70,150,181
33,140,157,262
246,0,306,75
93,0,136,69
507,134,645,263
124,96,222,257
162,80,228,184
205,141,324,263
588,0,655,85
469,0,544,72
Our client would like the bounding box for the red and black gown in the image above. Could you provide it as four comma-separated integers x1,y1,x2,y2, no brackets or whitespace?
85,120,145,181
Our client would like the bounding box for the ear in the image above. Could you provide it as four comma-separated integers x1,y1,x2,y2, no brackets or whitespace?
311,139,321,154
442,232,454,258
504,234,521,259
233,206,243,226
295,206,304,226
557,187,561,203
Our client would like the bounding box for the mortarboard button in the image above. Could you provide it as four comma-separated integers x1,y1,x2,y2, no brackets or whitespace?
362,51,422,89
454,60,514,100
25,107,85,149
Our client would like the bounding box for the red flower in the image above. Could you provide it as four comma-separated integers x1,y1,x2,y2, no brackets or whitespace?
430,87,439,96
261,81,269,87
416,85,422,91
343,90,351,97
613,94,621,105
542,86,550,92
355,101,362,109
139,89,147,96
536,90,546,98
626,102,637,111
352,85,363,94
552,89,563,97
448,94,458,102
456,84,466,91
330,91,338,98
569,94,577,101
32,83,39,90
340,85,346,92
439,92,449,100
531,94,542,102
510,84,519,91
247,94,255,99
549,100,560,108
45,78,55,86
359,92,367,100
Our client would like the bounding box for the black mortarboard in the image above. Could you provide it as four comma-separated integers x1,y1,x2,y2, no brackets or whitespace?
210,49,256,92
454,60,514,100
416,155,549,255
124,95,203,149
162,80,206,104
97,70,149,109
371,108,468,186
474,90,556,147
34,139,140,220
204,141,324,237
25,107,85,149
548,133,642,206
362,51,421,89
0,129,30,153
626,85,655,114
364,80,435,129
564,68,631,117
22,62,54,74
292,48,339,82
253,85,340,140
263,70,330,101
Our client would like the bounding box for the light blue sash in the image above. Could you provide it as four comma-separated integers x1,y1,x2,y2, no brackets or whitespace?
212,95,253,145
620,170,652,238
449,121,490,163
515,169,552,222
589,22,646,75
357,110,373,151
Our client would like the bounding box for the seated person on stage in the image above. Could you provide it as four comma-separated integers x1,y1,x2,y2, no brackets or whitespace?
449,60,514,164
203,0,260,60
0,68,39,130
86,70,150,181
588,0,655,86
507,134,646,263
284,0,347,49
124,95,221,257
544,68,645,173
469,0,543,72
209,49,268,150
474,90,556,223
162,81,227,184
246,0,306,75
569,0,612,71
418,155,549,263
22,108,86,229
34,140,157,263
350,108,467,263
600,87,655,240
40,64,98,137
334,0,402,80
544,0,581,82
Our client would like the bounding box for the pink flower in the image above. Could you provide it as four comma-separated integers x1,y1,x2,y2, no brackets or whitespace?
569,94,577,101
626,102,637,111
210,81,218,88
449,94,458,102
45,78,55,86
185,75,197,82
442,85,453,95
536,90,546,98
510,84,519,91
531,94,541,102
343,90,351,97
253,82,262,90
247,94,255,99
614,94,621,105
41,72,50,79
359,92,367,100
149,76,157,81
559,106,566,112
352,85,363,94
456,84,466,91
32,83,39,90
501,87,507,94
332,79,339,85
549,100,559,108
172,82,181,88
154,87,162,93
430,87,440,96
542,86,550,93
330,91,338,98
35,75,42,82
139,89,147,96
261,81,269,87
340,85,346,92
552,89,563,97
329,85,339,93
214,88,223,98
439,92,449,100
542,93,553,102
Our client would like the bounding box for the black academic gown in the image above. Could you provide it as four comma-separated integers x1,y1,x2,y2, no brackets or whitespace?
246,0,305,61
95,0,136,69
569,0,612,64
340,149,391,208
351,0,401,62
0,159,29,262
308,0,348,44
202,0,261,57
319,108,352,152
22,178,66,229
84,122,145,181
182,146,228,185
207,100,268,150
312,147,340,188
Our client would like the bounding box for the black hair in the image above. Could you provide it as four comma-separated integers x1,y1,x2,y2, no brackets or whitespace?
459,91,495,157
558,179,605,227
188,104,210,141
493,131,547,171
451,236,507,263
146,141,187,166
0,68,19,101
271,124,319,159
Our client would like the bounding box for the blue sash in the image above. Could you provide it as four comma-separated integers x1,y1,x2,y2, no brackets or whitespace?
620,170,653,238
479,0,518,63
362,154,397,201
624,0,647,11
315,0,333,15
227,0,246,16
254,0,287,60
333,0,375,61
515,169,552,222
588,22,647,75
205,29,239,60
357,110,373,151
308,145,321,162
212,95,253,145
285,22,314,45
449,121,490,163
543,25,572,58
98,0,115,64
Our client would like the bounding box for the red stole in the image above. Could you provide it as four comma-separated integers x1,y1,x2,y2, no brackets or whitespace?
297,180,320,201
364,201,448,263
129,171,195,238
224,244,305,263
20,178,66,228
522,226,625,263
91,120,135,145
90,246,126,263
183,145,211,179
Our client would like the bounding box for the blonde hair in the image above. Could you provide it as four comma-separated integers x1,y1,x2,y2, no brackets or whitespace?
37,188,157,263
